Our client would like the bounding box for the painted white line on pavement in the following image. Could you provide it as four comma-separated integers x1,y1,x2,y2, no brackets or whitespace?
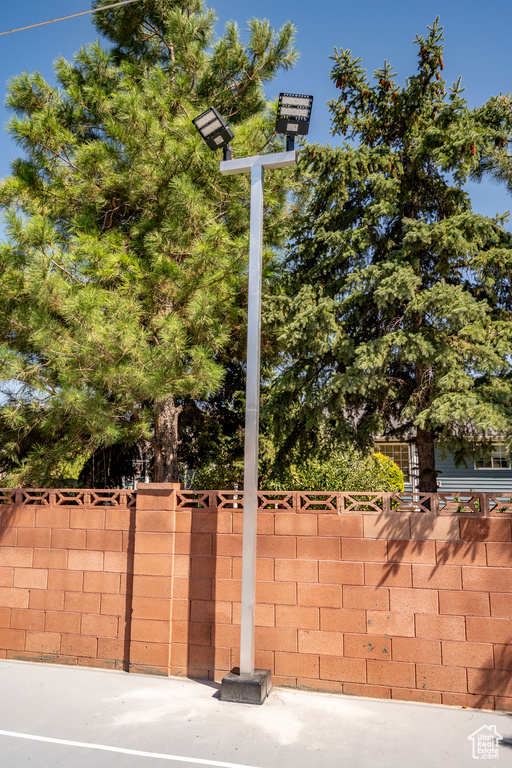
0,730,261,768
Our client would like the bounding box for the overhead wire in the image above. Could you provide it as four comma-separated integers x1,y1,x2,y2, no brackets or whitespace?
0,0,143,37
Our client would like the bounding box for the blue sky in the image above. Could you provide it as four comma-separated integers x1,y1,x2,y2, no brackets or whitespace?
0,0,511,226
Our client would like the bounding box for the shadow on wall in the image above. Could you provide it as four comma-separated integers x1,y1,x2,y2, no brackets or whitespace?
372,498,502,585
473,644,512,729
0,499,22,543
123,504,136,672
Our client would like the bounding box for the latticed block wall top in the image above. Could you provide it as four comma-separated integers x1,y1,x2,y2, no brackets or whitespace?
1,488,511,516
0,489,136,508
175,490,512,516
1,489,511,516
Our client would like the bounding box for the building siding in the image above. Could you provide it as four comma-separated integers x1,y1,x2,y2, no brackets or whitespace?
435,448,512,493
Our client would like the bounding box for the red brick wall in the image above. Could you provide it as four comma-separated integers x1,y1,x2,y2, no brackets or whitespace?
1,486,511,710
0,490,134,669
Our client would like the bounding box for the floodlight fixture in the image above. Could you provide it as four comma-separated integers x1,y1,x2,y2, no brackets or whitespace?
192,107,234,160
276,92,314,150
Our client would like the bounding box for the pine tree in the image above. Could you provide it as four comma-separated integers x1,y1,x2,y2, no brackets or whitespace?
0,0,297,486
268,19,512,493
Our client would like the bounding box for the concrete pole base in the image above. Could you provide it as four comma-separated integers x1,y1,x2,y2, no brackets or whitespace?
220,669,272,705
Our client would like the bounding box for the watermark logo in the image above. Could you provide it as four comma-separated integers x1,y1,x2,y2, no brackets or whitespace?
468,725,503,760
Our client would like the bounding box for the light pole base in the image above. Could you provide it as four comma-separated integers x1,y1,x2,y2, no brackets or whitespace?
220,669,272,705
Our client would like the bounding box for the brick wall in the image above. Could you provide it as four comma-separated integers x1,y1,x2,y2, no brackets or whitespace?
1,486,511,710
0,489,135,669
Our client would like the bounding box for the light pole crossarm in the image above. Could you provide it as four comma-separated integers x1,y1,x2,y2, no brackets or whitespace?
219,149,297,176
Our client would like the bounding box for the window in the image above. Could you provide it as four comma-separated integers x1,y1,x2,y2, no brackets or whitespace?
475,445,511,470
374,442,410,482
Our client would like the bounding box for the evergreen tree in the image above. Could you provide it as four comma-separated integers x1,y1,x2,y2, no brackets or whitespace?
0,0,297,486
268,19,512,493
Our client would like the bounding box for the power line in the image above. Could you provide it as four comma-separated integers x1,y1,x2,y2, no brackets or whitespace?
0,0,143,38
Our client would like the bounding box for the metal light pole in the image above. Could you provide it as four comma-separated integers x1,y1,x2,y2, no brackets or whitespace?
220,152,297,689
193,95,313,704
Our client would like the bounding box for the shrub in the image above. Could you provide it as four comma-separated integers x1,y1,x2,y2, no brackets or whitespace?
266,446,404,492
192,444,404,492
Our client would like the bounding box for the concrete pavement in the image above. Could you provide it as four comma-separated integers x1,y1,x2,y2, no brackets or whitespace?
0,659,510,767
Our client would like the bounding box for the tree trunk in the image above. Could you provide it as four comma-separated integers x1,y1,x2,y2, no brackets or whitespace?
153,396,182,483
416,426,438,494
